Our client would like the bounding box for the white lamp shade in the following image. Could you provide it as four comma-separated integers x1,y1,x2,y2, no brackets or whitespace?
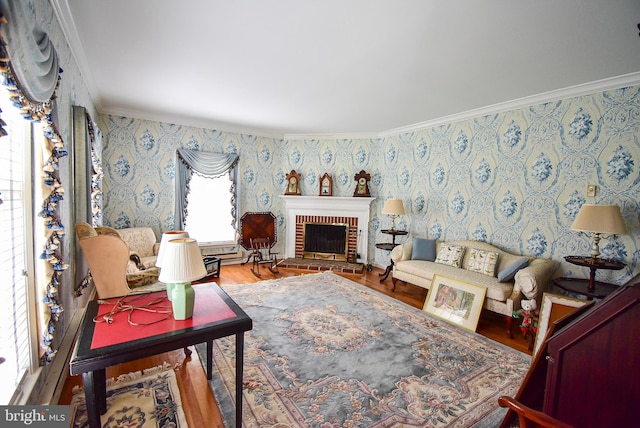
382,199,405,215
158,238,207,283
156,230,190,267
571,204,628,235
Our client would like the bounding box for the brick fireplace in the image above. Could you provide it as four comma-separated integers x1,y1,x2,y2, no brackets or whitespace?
297,216,357,260
280,195,375,263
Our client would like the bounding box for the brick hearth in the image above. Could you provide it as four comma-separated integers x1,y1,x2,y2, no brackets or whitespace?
295,215,358,259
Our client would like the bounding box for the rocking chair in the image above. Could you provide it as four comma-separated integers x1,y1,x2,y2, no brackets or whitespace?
248,237,279,277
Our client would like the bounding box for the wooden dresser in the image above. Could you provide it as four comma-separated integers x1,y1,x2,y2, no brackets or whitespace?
543,281,639,426
502,277,639,427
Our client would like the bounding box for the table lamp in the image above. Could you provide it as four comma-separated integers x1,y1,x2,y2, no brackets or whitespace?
382,199,405,232
158,238,206,320
570,204,627,259
156,230,190,300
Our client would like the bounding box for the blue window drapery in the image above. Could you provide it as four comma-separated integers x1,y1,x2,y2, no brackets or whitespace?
175,149,240,234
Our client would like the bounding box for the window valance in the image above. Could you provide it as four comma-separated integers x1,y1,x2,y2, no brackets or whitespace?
175,149,239,230
0,0,60,103
176,148,238,177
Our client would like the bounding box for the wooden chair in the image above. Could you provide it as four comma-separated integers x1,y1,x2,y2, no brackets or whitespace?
248,237,279,277
75,222,135,299
498,396,573,428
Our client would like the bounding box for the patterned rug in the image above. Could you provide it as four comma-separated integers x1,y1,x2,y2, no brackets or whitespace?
198,272,530,427
70,363,187,428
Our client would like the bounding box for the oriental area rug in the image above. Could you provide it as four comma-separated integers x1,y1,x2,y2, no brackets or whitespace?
197,272,531,427
70,363,187,428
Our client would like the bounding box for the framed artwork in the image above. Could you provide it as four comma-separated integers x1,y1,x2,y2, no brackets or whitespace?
319,172,333,196
423,275,487,331
532,292,592,358
285,169,301,195
353,170,371,197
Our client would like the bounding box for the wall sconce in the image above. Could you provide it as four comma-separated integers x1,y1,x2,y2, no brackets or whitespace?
158,238,206,320
571,204,627,259
382,199,405,232
156,230,190,301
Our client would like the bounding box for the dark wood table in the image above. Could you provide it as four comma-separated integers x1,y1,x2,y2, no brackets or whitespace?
375,229,408,282
554,256,625,300
70,283,252,428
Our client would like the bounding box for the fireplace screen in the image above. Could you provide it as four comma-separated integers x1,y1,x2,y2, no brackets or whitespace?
303,222,348,261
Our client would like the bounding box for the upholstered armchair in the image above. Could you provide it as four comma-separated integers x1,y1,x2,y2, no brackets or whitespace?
75,223,160,297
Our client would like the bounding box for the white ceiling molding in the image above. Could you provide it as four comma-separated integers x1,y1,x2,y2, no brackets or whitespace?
377,72,640,139
51,0,101,109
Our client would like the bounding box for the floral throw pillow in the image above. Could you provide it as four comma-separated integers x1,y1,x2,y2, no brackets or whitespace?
434,245,466,268
466,248,499,277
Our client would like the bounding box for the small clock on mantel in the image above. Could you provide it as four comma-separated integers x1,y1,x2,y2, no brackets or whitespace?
353,170,371,197
319,172,333,196
285,169,301,195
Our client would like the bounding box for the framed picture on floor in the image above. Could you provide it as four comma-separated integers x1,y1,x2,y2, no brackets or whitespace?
532,292,592,358
423,275,486,331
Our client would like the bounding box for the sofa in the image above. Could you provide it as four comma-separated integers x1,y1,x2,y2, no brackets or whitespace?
390,239,558,336
116,227,160,270
114,227,160,286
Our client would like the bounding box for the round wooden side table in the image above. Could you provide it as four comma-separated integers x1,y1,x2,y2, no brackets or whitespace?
375,229,408,282
554,256,625,300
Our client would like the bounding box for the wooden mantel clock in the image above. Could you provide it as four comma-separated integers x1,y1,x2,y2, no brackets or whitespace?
285,169,302,195
353,170,371,197
319,172,333,196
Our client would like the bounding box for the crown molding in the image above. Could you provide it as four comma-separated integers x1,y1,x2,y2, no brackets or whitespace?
51,0,103,110
377,72,640,139
282,132,380,141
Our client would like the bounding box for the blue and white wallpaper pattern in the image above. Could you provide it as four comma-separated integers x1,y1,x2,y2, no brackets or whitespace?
98,85,640,285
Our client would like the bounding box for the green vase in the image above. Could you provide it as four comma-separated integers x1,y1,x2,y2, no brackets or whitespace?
171,282,195,320
166,283,175,301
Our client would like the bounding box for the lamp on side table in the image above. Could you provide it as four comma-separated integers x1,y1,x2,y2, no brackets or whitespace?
570,204,627,259
156,230,190,300
158,238,207,319
382,198,405,232
556,204,628,300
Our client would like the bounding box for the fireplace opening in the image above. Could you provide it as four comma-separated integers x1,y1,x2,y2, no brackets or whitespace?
303,222,348,261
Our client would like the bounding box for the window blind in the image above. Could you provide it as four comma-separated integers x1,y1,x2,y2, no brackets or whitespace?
0,88,34,404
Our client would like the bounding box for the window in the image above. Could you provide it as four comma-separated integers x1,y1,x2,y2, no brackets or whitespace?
0,87,39,405
175,150,239,248
185,172,236,244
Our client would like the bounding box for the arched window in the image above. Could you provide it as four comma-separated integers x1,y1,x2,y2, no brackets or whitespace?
175,149,239,245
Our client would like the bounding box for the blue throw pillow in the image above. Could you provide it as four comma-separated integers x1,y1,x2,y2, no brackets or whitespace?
497,257,529,282
411,238,436,261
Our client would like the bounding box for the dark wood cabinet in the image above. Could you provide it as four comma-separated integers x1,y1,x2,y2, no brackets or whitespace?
543,282,639,427
501,277,640,427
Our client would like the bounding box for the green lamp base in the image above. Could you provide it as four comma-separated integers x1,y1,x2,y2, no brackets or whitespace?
171,282,195,320
166,283,175,301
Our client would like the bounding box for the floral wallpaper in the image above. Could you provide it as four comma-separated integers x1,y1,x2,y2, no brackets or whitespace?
98,86,640,286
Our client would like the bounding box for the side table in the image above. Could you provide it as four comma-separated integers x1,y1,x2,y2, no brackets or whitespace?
554,256,625,300
202,255,221,280
376,229,408,282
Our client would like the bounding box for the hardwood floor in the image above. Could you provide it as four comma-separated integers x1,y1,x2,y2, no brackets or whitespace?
58,264,531,426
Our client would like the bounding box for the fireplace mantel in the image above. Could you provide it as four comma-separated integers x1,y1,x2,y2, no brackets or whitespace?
279,195,375,262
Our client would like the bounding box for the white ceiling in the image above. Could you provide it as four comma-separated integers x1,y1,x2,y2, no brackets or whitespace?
53,0,640,138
